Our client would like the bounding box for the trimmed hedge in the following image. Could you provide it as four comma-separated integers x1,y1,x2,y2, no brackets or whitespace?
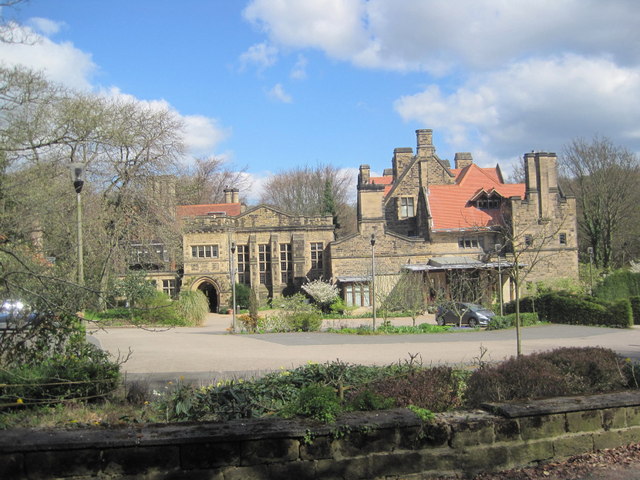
503,296,536,315
486,312,540,331
630,296,640,325
536,292,632,328
593,270,640,301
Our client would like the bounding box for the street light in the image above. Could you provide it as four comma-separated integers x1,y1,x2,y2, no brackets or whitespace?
70,163,85,286
370,233,376,331
230,241,237,333
587,247,594,296
495,243,503,316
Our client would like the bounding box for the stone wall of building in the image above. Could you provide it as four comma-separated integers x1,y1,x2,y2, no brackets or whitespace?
182,206,334,307
2,392,639,480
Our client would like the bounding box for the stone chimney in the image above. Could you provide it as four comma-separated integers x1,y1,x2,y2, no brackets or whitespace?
524,151,558,218
231,188,239,203
224,187,233,204
454,152,473,169
416,129,435,157
358,164,371,185
393,148,413,178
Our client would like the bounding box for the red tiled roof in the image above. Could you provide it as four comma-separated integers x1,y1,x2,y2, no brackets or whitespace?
371,176,393,196
176,203,242,218
429,164,525,230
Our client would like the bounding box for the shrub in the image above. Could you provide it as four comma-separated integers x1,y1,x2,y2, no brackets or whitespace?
594,270,640,301
631,296,640,325
503,296,536,315
349,366,467,412
302,279,338,312
174,290,209,326
536,292,632,328
0,341,120,407
234,282,251,309
286,383,342,422
465,347,629,407
138,291,182,325
271,293,323,332
486,312,540,330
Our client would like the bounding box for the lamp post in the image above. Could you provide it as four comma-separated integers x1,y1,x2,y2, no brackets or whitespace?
495,243,503,316
230,241,237,333
70,163,85,286
587,246,594,296
370,233,376,331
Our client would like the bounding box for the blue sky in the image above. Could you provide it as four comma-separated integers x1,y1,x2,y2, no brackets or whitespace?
3,1,640,201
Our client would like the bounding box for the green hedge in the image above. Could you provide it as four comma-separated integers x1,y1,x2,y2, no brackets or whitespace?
593,270,640,301
536,292,632,328
503,296,536,315
630,296,640,325
486,312,540,330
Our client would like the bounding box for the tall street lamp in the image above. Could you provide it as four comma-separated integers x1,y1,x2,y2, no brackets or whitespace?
370,233,376,331
495,243,503,316
230,241,237,333
70,163,85,286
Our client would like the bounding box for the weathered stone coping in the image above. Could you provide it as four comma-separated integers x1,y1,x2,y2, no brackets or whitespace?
484,390,640,418
2,391,640,479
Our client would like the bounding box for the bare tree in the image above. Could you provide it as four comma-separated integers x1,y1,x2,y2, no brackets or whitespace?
259,164,355,236
499,210,571,356
382,270,427,326
175,156,250,205
561,136,640,269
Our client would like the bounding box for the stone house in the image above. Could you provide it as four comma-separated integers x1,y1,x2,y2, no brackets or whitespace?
172,129,578,312
330,129,578,307
178,188,335,312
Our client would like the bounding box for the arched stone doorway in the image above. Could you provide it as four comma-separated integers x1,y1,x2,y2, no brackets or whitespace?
195,279,219,313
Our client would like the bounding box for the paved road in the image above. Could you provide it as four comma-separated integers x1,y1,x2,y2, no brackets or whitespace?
90,313,640,387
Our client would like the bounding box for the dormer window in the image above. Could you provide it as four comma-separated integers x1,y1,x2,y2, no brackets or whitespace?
476,198,501,209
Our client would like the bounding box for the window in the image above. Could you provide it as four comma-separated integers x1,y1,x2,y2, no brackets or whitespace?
280,243,292,284
344,283,371,307
559,233,567,245
311,242,324,270
400,197,415,218
191,245,219,258
458,237,484,249
162,279,177,298
524,235,533,247
259,244,272,285
237,245,250,284
477,198,500,209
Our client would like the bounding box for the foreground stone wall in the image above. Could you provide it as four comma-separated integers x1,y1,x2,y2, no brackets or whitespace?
1,391,639,480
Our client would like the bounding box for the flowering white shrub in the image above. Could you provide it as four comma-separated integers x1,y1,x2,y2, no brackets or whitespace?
302,278,338,307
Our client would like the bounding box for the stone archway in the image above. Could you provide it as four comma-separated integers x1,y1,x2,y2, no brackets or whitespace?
195,279,219,313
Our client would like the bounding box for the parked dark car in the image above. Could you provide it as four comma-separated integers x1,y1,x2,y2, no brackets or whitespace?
436,302,495,327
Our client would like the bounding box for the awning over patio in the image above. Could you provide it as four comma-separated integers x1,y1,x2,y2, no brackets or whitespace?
403,256,516,272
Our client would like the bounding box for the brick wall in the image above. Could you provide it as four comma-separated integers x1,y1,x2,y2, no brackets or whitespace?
2,392,639,479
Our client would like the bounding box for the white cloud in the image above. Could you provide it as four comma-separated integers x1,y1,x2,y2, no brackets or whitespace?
28,17,65,35
268,83,292,103
182,115,230,156
290,54,307,80
395,55,640,162
238,42,278,71
0,24,95,90
102,87,231,158
243,0,368,61
243,0,640,74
